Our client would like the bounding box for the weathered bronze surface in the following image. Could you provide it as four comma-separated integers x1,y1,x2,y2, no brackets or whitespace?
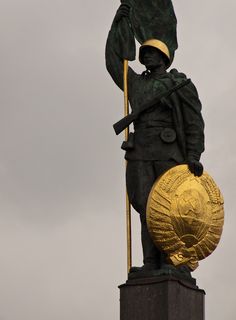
147,165,224,271
106,1,223,279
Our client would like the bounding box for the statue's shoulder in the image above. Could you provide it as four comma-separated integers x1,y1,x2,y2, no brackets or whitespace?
169,69,200,98
169,68,188,80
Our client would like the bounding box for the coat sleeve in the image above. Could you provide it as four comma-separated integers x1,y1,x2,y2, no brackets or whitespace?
105,17,137,91
178,81,205,161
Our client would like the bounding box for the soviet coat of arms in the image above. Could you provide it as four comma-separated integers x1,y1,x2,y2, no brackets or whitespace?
146,165,224,270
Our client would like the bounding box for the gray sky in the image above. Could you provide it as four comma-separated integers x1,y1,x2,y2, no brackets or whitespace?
0,0,235,319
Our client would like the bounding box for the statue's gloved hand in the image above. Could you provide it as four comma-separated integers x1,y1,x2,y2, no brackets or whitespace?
187,159,204,177
114,4,130,23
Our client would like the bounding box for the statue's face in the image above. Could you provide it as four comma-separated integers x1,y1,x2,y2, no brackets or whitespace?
142,46,166,71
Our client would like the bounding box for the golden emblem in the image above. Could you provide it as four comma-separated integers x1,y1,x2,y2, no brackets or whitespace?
146,165,224,271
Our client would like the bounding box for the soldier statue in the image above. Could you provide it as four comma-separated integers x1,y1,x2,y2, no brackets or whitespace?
105,3,205,276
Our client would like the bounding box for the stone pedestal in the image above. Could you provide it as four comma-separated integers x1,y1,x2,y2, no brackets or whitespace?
119,276,205,320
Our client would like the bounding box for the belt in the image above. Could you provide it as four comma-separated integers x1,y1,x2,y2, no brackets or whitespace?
134,120,173,131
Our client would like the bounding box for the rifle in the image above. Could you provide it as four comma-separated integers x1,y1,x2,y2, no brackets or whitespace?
113,78,191,135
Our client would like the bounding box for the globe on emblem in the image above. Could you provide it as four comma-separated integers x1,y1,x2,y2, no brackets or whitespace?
146,165,224,271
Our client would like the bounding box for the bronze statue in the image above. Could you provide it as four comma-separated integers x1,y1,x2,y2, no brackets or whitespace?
105,1,223,279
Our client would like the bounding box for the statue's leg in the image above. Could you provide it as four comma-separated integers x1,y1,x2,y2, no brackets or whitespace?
126,160,163,269
126,160,192,277
126,160,155,215
153,160,177,178
140,213,164,268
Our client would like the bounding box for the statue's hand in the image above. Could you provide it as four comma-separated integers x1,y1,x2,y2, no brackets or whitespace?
114,4,130,23
187,159,204,177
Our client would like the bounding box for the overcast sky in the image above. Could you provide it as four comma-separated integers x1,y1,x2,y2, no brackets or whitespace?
0,0,235,319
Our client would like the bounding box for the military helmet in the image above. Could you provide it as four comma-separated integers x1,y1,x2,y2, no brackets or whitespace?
139,39,171,66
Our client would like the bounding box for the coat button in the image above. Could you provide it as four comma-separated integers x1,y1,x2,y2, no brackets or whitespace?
160,128,176,143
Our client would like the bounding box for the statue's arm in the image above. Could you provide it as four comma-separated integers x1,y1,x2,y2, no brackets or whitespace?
181,82,205,161
105,5,137,91
105,26,125,90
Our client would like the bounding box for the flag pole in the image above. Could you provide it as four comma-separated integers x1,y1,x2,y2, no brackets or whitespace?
123,59,132,275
